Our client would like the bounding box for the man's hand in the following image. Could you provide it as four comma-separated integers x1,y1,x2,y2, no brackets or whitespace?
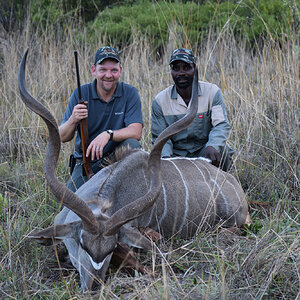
70,101,88,124
204,146,221,167
59,101,88,143
86,131,111,161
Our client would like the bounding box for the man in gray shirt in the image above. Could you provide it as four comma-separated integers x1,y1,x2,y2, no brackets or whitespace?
151,48,234,171
60,47,143,191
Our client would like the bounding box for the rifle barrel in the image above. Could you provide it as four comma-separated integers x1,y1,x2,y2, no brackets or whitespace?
74,51,83,102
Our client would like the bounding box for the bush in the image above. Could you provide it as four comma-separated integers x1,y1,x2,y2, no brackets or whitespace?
86,0,297,51
2,1,296,51
0,0,27,32
2,0,133,32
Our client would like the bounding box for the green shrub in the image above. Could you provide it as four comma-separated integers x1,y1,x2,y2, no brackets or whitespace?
86,1,212,52
29,0,81,30
3,0,296,50
13,0,132,31
86,0,296,51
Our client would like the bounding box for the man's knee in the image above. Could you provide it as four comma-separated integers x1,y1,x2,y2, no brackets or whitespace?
119,138,141,149
66,163,88,192
66,178,77,192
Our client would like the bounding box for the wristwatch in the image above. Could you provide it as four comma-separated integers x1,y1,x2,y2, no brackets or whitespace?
106,129,114,141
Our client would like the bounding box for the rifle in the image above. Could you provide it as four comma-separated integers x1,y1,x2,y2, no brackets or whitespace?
74,50,94,179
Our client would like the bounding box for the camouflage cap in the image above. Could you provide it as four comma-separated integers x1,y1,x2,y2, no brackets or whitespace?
94,46,121,65
169,48,195,65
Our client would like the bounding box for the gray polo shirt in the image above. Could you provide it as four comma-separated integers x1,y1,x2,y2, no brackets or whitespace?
151,81,230,157
62,79,143,159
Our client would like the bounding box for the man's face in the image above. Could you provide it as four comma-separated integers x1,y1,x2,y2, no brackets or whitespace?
92,59,122,93
170,61,195,89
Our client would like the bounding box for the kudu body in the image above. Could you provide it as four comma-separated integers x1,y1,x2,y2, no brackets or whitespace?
18,49,248,291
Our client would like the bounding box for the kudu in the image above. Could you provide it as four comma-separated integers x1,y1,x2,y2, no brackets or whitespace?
18,49,249,291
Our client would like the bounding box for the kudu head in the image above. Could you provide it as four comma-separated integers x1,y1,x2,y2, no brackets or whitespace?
18,49,199,288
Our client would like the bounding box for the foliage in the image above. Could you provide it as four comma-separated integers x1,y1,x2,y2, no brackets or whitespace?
0,0,133,32
86,0,297,52
1,0,298,50
0,0,27,32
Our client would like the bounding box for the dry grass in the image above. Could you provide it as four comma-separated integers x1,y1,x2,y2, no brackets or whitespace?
0,16,299,299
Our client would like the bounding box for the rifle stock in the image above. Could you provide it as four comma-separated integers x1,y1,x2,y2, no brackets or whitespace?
74,50,94,179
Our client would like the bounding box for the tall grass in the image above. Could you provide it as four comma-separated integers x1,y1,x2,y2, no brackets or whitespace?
0,14,299,299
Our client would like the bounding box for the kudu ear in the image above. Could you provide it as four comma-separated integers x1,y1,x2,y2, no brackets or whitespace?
119,225,154,251
27,221,81,246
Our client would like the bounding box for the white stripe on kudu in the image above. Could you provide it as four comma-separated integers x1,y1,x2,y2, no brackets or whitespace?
169,160,189,232
158,183,168,226
189,159,217,224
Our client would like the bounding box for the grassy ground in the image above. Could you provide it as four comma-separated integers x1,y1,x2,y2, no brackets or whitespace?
0,19,299,299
